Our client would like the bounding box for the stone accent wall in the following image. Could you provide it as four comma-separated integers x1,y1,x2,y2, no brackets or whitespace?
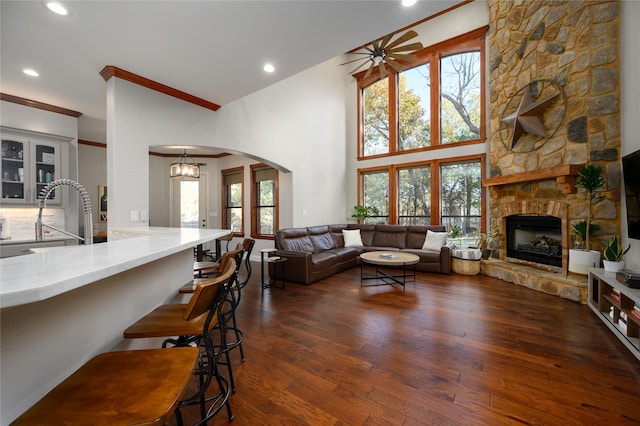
487,0,621,255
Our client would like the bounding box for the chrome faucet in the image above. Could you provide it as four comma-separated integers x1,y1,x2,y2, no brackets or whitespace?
35,179,93,245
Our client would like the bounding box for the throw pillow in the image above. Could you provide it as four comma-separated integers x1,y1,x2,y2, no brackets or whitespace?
422,230,448,251
343,229,364,247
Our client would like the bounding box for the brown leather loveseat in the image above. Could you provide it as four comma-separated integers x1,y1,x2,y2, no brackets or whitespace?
273,224,451,285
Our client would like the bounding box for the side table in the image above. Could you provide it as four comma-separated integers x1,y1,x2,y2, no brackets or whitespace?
451,248,482,275
260,249,287,289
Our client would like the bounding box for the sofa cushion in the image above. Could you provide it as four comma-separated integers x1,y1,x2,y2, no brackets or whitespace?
422,230,448,251
347,224,376,246
329,224,348,247
308,228,336,252
406,225,446,249
281,235,315,253
343,229,364,247
311,251,339,270
372,224,407,249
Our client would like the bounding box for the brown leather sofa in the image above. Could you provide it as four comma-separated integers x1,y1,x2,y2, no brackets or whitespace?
273,224,451,285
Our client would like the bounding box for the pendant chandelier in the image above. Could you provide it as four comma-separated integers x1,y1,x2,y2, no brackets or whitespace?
169,150,200,178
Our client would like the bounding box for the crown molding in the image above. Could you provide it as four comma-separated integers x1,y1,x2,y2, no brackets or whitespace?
100,66,221,112
0,93,82,117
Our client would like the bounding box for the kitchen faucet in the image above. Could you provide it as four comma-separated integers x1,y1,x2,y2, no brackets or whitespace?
35,179,93,245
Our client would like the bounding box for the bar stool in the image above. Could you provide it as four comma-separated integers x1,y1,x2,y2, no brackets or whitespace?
123,260,238,425
239,238,256,288
12,347,199,426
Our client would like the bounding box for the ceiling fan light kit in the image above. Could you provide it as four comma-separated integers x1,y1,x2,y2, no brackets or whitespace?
342,30,424,80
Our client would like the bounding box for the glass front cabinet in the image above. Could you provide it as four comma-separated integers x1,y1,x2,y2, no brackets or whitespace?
1,133,62,205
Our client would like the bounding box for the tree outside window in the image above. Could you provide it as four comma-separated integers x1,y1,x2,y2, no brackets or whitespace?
440,161,481,243
398,165,430,225
362,170,388,224
222,168,243,235
362,78,389,156
440,51,481,144
251,165,278,238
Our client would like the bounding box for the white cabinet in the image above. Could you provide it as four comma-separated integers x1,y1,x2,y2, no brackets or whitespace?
1,132,63,205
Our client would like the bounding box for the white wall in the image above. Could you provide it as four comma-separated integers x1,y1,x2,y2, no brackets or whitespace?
106,78,217,228
621,0,640,270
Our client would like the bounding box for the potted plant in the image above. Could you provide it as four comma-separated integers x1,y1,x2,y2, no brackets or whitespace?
351,205,379,223
474,227,498,260
568,164,606,275
602,235,630,272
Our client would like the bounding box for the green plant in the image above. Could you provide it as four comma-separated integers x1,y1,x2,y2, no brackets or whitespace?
449,224,462,239
571,220,601,247
474,227,499,249
602,235,630,262
351,205,379,221
575,163,606,251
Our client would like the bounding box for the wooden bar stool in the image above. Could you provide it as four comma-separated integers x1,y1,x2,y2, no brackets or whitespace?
184,245,242,294
123,260,238,425
12,347,199,426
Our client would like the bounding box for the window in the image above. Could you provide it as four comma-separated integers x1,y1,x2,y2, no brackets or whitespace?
251,164,278,238
358,28,485,158
439,160,482,243
397,164,431,225
358,156,484,231
362,168,389,224
179,180,199,228
221,167,243,235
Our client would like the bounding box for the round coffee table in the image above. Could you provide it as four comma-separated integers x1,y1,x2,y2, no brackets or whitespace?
360,251,420,289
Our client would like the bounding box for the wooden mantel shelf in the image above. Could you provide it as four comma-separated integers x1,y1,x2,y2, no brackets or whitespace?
483,164,584,198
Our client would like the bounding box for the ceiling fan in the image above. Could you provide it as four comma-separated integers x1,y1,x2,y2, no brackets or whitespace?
342,30,424,80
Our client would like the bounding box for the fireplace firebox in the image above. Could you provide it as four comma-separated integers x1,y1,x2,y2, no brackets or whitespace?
506,215,562,267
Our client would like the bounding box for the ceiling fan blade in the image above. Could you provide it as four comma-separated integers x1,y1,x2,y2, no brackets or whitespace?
340,56,370,66
386,53,417,63
387,42,424,54
384,30,419,51
378,62,387,79
385,58,404,73
349,60,372,75
378,33,394,50
364,62,375,79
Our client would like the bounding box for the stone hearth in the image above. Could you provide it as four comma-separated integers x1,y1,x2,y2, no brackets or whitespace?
481,259,587,303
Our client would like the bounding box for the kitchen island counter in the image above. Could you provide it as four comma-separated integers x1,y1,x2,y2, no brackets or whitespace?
0,226,229,425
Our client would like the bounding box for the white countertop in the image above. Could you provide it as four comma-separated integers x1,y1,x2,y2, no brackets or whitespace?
0,227,229,309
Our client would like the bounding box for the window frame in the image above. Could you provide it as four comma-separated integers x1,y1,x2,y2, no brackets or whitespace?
357,27,487,160
250,163,278,240
221,166,244,237
357,154,485,230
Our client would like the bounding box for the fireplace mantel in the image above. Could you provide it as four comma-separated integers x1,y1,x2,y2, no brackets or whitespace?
483,164,584,198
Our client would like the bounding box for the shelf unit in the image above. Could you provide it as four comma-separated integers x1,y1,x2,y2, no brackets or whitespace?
588,268,640,361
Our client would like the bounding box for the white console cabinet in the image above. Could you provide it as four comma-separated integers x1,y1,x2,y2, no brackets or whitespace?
588,268,640,361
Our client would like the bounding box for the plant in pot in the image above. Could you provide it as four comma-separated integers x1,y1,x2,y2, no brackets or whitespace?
351,205,379,223
568,164,606,275
602,235,630,272
474,227,498,260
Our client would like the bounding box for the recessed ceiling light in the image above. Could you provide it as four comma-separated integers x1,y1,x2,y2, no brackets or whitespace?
263,63,275,73
23,69,39,77
46,2,68,16
402,0,417,7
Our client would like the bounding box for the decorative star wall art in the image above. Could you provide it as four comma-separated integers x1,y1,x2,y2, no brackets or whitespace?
499,79,566,153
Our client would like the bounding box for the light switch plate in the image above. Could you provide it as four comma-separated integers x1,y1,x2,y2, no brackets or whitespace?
130,210,139,221
140,210,148,221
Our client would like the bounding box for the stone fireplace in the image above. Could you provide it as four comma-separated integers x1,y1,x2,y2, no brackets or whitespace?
483,1,622,304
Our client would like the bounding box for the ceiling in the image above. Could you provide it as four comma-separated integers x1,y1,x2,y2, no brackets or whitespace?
1,0,460,154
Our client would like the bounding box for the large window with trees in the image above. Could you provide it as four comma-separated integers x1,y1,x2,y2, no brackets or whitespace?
358,28,485,158
357,155,484,232
251,164,278,239
221,167,243,236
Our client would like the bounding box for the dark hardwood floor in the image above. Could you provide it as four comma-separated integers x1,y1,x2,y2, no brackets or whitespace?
173,264,640,425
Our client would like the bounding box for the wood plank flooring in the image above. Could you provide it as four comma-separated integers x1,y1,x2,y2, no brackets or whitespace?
172,265,640,425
